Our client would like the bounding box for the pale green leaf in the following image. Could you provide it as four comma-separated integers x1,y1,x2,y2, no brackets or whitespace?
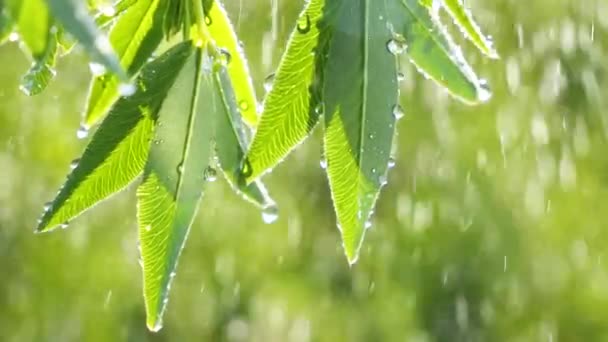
205,0,259,127
46,0,127,79
323,0,399,263
137,44,215,332
244,0,327,183
11,0,51,58
394,0,490,104
83,0,167,128
441,0,499,59
214,66,274,208
36,41,192,232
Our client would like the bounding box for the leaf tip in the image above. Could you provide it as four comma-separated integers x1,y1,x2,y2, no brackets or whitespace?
146,317,163,333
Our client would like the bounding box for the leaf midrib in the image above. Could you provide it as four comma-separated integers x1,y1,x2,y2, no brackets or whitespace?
358,0,370,181
174,49,203,201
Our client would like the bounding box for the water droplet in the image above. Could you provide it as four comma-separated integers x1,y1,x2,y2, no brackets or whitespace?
76,125,89,139
70,158,80,170
261,204,279,224
320,157,327,169
205,16,212,25
176,162,184,174
371,168,377,174
476,79,492,102
365,220,373,229
8,32,19,42
397,72,405,82
60,222,69,229
392,105,405,120
379,174,388,186
204,167,217,182
264,73,276,92
387,36,407,55
43,202,52,211
119,83,136,97
388,157,396,169
89,62,106,76
218,48,232,66
314,103,325,116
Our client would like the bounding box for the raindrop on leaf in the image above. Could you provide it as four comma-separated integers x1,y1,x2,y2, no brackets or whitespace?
261,204,279,224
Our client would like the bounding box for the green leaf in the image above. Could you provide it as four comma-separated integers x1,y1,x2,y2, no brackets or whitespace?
10,0,52,58
137,43,214,332
46,0,127,79
83,0,168,128
244,0,326,183
20,33,58,96
205,0,259,127
323,0,399,263
36,40,193,232
440,0,499,59
214,66,274,208
394,0,490,104
0,4,14,45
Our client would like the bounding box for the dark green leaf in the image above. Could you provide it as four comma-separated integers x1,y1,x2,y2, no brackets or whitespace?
393,0,490,104
137,43,214,332
323,0,399,263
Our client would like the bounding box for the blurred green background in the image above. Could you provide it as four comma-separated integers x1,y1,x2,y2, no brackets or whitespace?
2,0,608,341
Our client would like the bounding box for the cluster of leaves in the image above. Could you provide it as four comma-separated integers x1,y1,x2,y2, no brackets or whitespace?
0,0,497,331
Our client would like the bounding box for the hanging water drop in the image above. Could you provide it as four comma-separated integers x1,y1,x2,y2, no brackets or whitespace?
218,48,232,66
365,220,373,229
43,202,52,211
205,16,212,25
76,125,89,139
476,79,492,102
264,73,276,92
60,222,69,229
89,62,107,76
118,83,136,97
176,162,184,174
320,157,327,169
392,105,405,120
204,167,218,182
261,204,279,224
387,36,407,55
70,158,80,170
388,157,396,169
397,72,405,82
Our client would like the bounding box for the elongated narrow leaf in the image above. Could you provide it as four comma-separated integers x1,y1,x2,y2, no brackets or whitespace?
205,0,259,127
441,0,498,59
46,0,126,79
37,42,193,232
244,0,326,183
83,0,167,128
394,0,489,104
20,33,57,96
214,67,274,208
137,44,215,332
323,0,399,263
